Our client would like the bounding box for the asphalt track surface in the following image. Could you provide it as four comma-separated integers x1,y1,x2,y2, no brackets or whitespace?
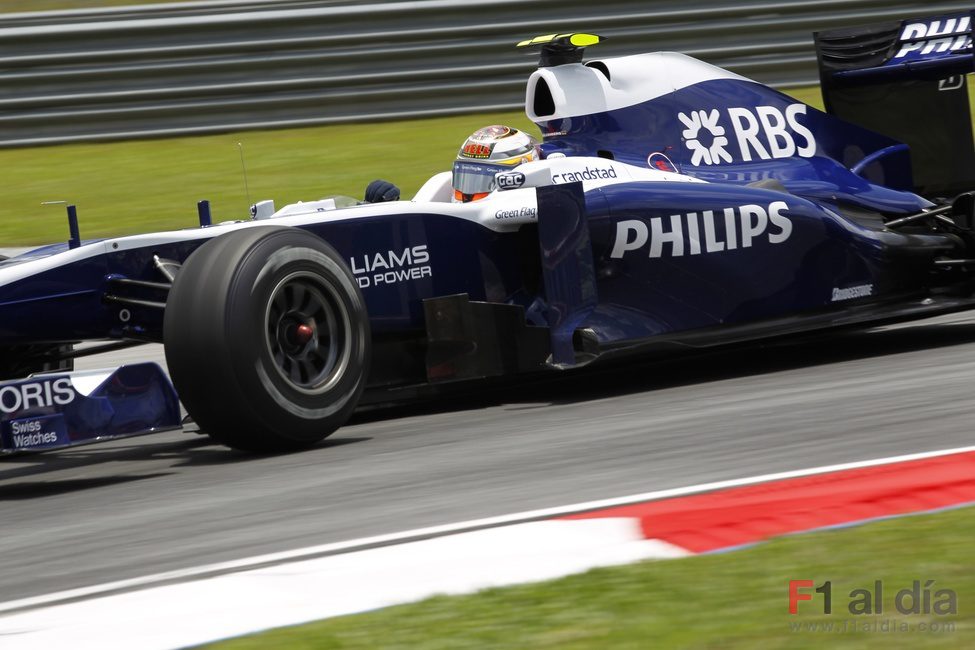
1,311,975,603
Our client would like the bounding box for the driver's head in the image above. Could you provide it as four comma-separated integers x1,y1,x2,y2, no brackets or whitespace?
452,125,539,202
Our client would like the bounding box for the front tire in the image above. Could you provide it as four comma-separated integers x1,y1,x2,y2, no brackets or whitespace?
164,226,370,452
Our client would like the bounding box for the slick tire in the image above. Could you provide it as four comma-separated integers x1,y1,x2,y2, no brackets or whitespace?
163,226,370,452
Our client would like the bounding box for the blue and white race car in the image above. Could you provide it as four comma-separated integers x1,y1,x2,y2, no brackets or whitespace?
2,18,975,453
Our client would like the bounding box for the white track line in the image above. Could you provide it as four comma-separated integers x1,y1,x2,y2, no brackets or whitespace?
2,443,973,617
0,519,690,650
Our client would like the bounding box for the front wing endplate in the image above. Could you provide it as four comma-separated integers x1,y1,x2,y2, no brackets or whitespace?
0,363,181,454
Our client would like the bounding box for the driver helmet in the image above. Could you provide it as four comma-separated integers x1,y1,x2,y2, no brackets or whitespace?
452,125,539,202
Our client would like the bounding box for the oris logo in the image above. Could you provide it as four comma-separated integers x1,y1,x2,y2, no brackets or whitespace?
610,201,792,259
0,378,75,415
495,171,526,190
678,104,817,166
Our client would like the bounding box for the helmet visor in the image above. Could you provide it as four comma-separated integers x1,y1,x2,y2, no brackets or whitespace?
452,161,505,196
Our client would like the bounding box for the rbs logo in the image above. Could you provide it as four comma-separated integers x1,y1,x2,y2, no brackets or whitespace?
678,104,817,166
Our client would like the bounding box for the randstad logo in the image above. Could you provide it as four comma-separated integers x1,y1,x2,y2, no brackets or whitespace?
678,104,817,166
553,166,619,184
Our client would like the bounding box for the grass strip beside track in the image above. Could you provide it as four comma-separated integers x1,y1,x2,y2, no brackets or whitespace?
0,88,823,246
0,111,538,245
203,506,974,649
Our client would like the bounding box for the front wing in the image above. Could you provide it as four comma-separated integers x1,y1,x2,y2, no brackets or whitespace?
0,363,181,454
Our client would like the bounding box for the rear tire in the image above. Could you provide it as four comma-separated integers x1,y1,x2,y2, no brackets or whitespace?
163,226,370,452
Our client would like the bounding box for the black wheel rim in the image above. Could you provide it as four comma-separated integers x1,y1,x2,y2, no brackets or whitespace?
264,271,351,395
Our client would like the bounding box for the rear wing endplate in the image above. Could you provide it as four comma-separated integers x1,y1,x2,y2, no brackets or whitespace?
814,12,975,197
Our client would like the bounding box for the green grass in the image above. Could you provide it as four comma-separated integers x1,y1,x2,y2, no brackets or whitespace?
0,110,536,245
203,507,974,649
0,89,827,247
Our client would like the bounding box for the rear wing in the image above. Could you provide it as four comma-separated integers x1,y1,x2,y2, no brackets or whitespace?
815,12,975,198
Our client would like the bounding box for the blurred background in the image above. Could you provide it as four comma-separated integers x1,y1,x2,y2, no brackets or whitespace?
1,5,974,648
0,0,970,242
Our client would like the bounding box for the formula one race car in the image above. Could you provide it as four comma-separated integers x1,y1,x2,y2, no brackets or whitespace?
2,14,975,453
